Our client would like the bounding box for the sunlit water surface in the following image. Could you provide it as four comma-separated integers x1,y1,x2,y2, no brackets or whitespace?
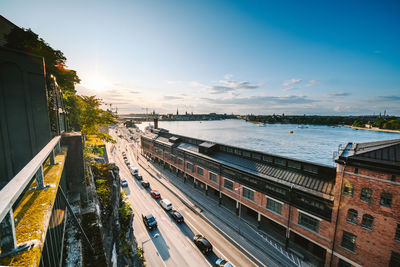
138,120,399,166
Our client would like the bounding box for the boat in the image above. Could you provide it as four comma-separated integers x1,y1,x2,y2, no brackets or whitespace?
289,131,294,133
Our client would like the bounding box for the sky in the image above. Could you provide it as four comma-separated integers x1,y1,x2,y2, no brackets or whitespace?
1,0,400,115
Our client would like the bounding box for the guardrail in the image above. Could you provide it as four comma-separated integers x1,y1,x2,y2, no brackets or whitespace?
0,136,61,257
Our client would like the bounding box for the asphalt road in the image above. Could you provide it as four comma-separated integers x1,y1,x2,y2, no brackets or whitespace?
108,126,260,267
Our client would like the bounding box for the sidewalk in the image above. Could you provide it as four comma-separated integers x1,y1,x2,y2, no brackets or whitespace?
138,155,303,267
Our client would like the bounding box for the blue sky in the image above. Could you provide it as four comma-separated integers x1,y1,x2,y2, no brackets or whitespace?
1,0,400,115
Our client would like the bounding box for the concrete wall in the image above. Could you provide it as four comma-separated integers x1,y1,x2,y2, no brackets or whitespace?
0,46,51,189
61,132,88,205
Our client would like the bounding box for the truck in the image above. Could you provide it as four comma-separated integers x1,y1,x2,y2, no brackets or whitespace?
130,165,139,177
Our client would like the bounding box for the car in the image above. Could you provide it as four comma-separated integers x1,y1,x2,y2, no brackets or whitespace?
160,199,172,211
215,258,234,267
151,190,161,199
121,178,128,187
141,180,150,188
193,234,212,254
136,174,143,180
170,210,184,223
142,213,157,230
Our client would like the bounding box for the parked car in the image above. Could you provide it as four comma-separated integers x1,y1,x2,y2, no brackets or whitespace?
136,174,143,180
142,213,157,230
151,190,161,199
141,181,150,188
170,210,184,223
215,258,234,267
121,178,128,187
193,234,212,254
160,199,172,211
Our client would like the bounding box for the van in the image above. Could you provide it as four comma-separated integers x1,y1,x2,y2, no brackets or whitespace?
160,199,172,211
130,166,139,176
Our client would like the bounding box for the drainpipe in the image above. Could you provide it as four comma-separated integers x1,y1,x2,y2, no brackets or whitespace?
218,163,222,205
285,184,294,250
329,163,347,267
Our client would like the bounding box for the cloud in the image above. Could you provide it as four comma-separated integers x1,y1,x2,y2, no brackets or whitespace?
283,78,302,86
326,92,350,97
375,95,400,101
304,80,318,87
163,95,184,100
208,78,263,94
202,95,317,106
224,74,233,79
282,87,297,92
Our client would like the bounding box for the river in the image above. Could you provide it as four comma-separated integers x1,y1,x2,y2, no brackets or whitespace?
137,119,399,166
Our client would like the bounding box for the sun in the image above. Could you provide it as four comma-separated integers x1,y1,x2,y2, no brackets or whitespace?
85,74,108,91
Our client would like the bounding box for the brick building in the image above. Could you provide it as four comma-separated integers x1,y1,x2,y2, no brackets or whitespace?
333,139,400,267
140,129,400,267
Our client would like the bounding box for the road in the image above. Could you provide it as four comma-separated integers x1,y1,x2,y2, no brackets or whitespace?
108,126,260,267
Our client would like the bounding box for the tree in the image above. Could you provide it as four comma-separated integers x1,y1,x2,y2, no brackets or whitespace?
80,96,118,143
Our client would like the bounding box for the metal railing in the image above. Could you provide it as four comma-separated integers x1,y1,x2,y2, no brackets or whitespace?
0,136,61,258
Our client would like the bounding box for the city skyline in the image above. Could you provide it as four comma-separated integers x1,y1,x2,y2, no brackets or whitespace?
1,0,400,115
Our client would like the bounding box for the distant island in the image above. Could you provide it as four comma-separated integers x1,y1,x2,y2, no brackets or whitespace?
240,114,400,132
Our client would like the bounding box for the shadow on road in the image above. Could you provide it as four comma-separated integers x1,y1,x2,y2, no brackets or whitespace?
149,229,171,261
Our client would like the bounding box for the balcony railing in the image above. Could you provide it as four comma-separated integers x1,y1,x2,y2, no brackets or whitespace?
0,136,65,265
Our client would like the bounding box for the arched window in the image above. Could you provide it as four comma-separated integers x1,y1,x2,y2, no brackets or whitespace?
343,183,353,196
361,214,374,230
360,188,372,202
346,209,358,224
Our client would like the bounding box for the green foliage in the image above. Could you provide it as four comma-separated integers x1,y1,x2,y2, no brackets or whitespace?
83,145,104,165
80,96,118,143
136,247,145,265
119,192,134,256
5,28,80,93
352,120,365,128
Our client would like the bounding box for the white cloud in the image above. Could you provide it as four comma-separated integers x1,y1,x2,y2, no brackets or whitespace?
283,78,302,86
304,80,318,87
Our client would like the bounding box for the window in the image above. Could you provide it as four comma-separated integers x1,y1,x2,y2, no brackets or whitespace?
341,231,356,251
224,179,233,190
275,158,286,166
288,161,301,170
298,213,319,232
209,172,217,183
361,214,374,230
252,153,261,160
186,162,194,172
242,151,251,158
391,175,396,182
343,183,353,196
380,193,392,208
346,209,358,224
395,224,400,241
263,155,273,163
338,259,351,267
354,168,358,174
304,165,318,174
177,158,183,166
234,149,241,155
390,252,400,267
360,188,372,202
242,187,254,201
165,152,169,159
197,167,204,176
267,198,282,214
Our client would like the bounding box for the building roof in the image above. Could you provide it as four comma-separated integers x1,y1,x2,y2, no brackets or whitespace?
143,132,336,198
337,138,400,171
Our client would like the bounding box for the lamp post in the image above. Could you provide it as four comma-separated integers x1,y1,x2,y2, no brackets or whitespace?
234,185,243,235
141,233,159,248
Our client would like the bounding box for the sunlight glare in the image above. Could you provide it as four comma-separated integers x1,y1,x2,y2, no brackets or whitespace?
85,75,108,91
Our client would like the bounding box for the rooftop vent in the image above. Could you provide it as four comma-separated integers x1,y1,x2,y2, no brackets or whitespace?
199,142,218,155
169,136,181,143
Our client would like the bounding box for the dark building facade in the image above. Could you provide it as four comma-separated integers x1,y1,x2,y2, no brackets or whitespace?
141,130,400,267
0,46,52,189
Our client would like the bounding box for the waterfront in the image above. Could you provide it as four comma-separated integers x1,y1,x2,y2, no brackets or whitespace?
139,119,399,166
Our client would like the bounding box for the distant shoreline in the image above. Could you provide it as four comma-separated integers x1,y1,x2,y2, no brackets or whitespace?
344,125,400,134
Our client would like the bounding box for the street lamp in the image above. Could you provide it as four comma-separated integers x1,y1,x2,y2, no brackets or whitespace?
234,185,243,235
141,233,159,248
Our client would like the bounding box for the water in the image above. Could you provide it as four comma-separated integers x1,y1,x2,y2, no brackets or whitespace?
140,119,400,166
